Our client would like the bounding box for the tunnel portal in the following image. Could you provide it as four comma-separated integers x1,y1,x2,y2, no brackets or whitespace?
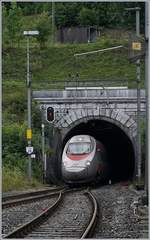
62,119,135,183
33,88,146,184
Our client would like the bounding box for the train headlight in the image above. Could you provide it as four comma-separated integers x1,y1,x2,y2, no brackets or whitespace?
86,161,91,166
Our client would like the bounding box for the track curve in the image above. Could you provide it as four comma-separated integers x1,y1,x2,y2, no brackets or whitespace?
3,188,99,239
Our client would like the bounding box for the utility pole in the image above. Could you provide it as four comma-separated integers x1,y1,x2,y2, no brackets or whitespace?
41,123,45,183
125,7,142,186
135,8,142,186
147,3,150,232
52,0,55,44
27,36,32,180
24,31,39,180
145,2,150,204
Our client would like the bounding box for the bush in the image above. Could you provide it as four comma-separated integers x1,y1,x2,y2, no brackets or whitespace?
2,165,43,192
2,105,46,181
2,123,27,166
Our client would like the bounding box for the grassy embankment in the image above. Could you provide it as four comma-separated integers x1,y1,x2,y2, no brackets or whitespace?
2,166,44,192
3,19,145,192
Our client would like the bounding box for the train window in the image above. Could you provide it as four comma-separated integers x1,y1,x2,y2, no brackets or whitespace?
67,142,92,155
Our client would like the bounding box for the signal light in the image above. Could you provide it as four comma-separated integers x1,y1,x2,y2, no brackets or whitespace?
47,107,54,122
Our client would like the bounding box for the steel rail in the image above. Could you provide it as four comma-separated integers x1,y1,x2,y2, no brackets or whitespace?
2,186,64,202
3,191,63,239
81,191,99,239
3,188,96,239
2,190,65,209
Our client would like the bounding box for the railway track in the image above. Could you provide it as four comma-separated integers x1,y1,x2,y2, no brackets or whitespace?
3,188,99,239
2,186,64,200
2,186,65,208
2,190,64,237
3,183,147,238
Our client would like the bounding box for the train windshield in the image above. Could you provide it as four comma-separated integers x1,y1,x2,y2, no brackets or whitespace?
67,142,92,154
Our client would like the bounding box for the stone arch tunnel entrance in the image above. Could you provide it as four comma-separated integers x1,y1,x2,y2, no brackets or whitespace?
62,118,135,183
33,88,146,184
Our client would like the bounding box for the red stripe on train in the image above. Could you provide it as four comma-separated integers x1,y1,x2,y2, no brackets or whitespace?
67,154,89,160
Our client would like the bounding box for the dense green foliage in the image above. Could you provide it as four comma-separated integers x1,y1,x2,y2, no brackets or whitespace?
3,2,145,29
2,2,145,49
2,165,43,192
2,104,44,179
36,12,52,48
2,2,146,190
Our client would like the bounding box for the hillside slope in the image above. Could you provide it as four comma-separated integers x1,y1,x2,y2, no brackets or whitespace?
3,37,145,93
2,34,146,190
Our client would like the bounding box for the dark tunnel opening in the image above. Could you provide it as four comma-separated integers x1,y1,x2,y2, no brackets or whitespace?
62,119,135,183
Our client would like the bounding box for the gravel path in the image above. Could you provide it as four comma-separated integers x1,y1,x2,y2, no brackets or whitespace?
92,183,148,239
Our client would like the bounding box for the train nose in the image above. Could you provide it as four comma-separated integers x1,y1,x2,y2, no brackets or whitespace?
62,167,88,181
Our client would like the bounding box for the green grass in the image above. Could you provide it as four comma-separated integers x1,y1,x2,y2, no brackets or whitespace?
2,166,44,192
3,36,145,93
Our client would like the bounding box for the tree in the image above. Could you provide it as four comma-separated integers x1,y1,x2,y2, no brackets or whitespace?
55,2,82,27
2,4,9,47
7,2,23,47
36,12,51,48
78,7,97,26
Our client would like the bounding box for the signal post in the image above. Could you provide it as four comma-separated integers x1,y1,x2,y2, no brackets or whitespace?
24,30,39,180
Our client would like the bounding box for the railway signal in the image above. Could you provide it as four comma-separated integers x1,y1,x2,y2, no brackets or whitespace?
47,107,54,122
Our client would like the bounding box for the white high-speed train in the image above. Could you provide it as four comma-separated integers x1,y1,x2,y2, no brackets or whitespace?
61,135,108,184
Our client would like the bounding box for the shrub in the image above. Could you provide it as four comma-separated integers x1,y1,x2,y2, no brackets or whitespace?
2,165,43,192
